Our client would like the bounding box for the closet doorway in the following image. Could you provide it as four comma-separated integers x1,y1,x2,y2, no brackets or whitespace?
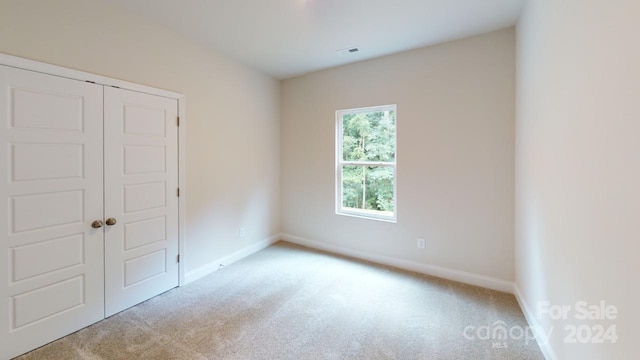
0,55,185,359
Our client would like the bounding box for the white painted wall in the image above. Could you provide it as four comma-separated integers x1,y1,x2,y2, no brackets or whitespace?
281,29,516,282
516,0,639,358
0,0,281,275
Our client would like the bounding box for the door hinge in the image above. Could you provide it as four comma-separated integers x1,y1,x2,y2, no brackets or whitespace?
177,116,180,127
177,254,180,263
177,188,180,197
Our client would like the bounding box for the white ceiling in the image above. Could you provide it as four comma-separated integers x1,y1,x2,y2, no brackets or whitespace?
108,0,526,79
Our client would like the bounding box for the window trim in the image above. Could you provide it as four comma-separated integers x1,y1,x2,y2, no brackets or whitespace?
335,104,397,223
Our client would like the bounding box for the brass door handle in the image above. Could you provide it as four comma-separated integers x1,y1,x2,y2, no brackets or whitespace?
91,220,104,229
105,218,117,226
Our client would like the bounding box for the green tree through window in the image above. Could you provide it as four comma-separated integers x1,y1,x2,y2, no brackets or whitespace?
337,105,396,221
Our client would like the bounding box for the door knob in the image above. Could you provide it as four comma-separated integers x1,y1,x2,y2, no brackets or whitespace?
91,220,104,229
105,217,117,226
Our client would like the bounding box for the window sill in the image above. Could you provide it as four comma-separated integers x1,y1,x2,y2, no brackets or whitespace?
336,209,397,223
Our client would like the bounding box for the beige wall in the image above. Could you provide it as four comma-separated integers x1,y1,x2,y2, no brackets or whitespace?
0,0,281,275
516,0,639,358
281,28,516,281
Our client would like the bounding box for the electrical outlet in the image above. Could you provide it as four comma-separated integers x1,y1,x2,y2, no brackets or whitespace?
417,238,426,249
239,227,246,238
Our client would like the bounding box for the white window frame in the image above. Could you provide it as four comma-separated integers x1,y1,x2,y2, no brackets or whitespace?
335,104,397,222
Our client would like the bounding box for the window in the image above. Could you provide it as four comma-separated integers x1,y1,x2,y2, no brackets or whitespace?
336,105,397,222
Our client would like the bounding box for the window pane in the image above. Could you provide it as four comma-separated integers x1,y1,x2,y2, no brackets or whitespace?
342,110,395,162
342,165,394,217
342,165,363,209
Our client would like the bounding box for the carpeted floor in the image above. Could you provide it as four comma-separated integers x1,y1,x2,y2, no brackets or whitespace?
16,241,544,360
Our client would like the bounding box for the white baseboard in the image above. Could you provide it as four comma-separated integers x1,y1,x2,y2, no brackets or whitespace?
184,234,280,284
280,233,515,294
514,284,557,360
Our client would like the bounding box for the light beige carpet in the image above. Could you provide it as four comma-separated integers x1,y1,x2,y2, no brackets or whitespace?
16,242,544,360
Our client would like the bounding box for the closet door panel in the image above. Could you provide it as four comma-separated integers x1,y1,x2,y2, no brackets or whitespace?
104,87,179,317
0,65,105,360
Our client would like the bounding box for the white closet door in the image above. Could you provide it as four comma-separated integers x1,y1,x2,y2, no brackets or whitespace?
103,87,179,317
0,66,105,359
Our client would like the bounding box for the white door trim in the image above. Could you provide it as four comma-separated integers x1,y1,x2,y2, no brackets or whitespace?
0,52,188,286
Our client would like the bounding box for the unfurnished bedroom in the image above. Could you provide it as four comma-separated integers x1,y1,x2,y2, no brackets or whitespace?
0,0,636,359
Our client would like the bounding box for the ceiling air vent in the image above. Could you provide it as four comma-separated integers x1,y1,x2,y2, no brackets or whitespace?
336,47,360,56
